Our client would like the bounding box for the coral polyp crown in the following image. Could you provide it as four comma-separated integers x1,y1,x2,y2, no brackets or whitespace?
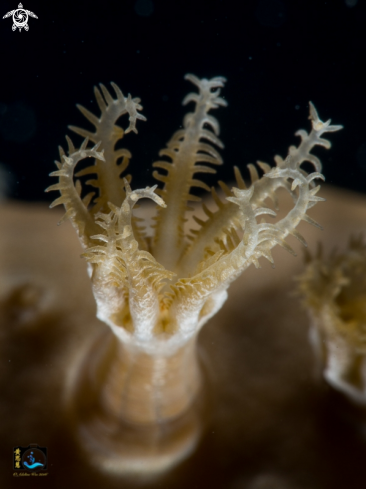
46,74,342,348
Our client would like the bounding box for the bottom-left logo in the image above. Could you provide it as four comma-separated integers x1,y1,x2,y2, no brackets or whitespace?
13,444,47,472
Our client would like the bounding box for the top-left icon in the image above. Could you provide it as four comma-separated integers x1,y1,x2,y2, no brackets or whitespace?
3,3,38,31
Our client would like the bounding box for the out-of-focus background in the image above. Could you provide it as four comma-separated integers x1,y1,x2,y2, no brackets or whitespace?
0,0,365,202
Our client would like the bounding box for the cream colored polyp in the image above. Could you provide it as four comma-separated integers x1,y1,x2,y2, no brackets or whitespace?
47,74,341,473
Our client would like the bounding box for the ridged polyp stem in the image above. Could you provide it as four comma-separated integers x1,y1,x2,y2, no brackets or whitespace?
99,333,203,425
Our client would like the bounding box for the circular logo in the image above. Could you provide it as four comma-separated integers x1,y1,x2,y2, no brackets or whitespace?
22,448,46,471
13,8,28,29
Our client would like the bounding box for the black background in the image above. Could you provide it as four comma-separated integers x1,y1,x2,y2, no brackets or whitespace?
1,0,366,202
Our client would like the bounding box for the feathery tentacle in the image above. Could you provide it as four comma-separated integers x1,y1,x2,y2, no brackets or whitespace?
152,75,227,271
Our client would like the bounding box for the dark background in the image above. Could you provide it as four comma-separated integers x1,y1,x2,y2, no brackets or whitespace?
1,0,366,202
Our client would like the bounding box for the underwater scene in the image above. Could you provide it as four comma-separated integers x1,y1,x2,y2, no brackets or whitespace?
1,1,366,488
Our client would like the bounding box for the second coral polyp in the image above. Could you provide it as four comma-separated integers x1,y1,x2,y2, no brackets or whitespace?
298,238,366,404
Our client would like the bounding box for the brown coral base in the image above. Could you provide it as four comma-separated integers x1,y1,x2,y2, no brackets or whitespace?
1,185,366,489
